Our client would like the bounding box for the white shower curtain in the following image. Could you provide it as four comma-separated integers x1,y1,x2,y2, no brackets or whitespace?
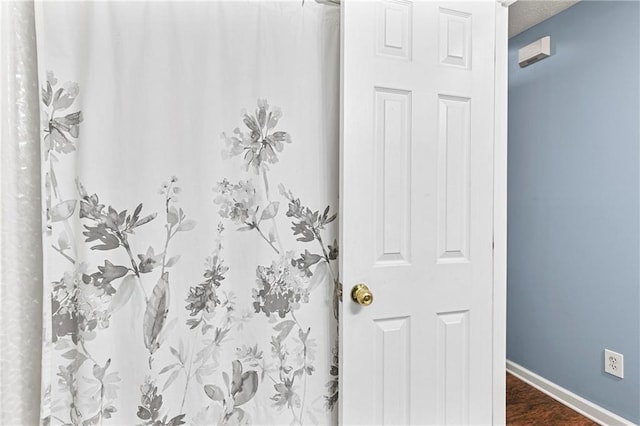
34,2,340,424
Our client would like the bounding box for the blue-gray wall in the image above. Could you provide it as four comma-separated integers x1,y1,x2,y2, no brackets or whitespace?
507,1,640,423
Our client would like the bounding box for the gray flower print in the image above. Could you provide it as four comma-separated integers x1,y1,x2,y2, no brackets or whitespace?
222,99,292,173
42,71,83,159
252,252,310,319
213,179,260,226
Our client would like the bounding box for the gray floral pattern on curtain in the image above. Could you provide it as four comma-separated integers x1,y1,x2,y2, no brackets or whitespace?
41,72,339,425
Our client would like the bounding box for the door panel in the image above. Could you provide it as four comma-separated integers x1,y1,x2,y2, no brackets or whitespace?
340,1,500,424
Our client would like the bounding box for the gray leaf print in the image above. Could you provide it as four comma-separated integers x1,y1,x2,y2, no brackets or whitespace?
143,273,170,354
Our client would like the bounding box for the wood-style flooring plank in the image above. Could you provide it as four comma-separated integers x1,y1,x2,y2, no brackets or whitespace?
506,372,598,426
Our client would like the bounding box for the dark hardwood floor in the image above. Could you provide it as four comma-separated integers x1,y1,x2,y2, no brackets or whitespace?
507,373,598,425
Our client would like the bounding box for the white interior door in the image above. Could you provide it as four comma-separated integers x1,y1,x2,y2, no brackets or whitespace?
340,1,506,424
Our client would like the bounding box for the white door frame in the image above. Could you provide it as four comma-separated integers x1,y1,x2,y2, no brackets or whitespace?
338,1,509,423
492,1,508,424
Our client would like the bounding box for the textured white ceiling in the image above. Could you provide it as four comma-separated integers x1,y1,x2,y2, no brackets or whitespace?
509,0,580,38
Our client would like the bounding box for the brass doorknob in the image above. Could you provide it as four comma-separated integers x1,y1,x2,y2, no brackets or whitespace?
351,283,373,306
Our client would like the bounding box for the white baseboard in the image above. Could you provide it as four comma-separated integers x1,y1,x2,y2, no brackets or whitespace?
506,360,637,426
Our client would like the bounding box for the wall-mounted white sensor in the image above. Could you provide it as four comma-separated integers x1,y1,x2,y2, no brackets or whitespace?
518,36,551,68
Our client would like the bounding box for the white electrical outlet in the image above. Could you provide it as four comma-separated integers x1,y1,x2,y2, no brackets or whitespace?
604,349,624,378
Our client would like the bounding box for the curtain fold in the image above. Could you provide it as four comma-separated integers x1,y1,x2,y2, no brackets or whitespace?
0,2,44,424
35,2,340,425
